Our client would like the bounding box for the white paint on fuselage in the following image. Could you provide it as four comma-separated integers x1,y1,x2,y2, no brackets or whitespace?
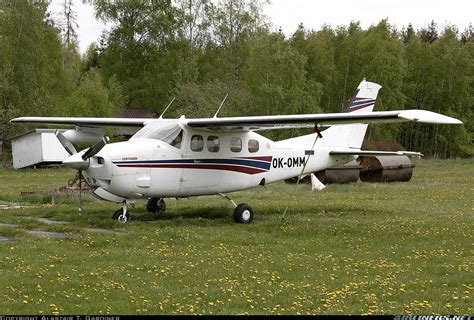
81,126,355,200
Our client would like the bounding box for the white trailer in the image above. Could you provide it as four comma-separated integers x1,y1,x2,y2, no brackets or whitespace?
11,129,70,169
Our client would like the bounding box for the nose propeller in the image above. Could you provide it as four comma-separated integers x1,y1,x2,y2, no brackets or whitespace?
56,131,109,169
55,131,109,214
81,137,109,160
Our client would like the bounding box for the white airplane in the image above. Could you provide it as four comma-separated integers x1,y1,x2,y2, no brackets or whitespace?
11,80,462,223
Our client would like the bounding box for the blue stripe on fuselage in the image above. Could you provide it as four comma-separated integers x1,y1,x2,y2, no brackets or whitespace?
113,158,271,170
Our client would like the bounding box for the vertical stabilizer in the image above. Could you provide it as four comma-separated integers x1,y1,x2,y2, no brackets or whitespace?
319,80,382,149
343,79,381,113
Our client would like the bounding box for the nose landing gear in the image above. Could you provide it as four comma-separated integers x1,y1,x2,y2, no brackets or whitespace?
112,201,131,223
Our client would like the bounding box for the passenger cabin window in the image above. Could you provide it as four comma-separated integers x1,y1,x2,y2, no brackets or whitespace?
230,137,242,152
190,135,204,152
207,136,220,152
248,139,259,153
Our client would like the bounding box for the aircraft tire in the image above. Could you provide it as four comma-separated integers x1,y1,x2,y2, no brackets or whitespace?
233,203,253,224
146,198,158,213
157,198,166,212
146,198,166,213
112,209,122,220
112,208,130,223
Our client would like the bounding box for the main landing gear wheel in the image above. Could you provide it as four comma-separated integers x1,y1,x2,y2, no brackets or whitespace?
233,203,254,224
218,193,254,224
146,198,166,213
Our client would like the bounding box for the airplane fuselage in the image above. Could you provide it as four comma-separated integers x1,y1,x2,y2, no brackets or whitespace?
83,128,353,201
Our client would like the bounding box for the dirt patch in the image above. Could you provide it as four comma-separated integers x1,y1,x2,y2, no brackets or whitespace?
84,228,125,235
0,204,31,210
2,217,123,238
19,216,71,225
0,235,15,242
0,223,19,228
25,230,69,238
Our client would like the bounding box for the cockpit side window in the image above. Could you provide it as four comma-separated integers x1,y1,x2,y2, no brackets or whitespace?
170,130,183,149
131,122,182,147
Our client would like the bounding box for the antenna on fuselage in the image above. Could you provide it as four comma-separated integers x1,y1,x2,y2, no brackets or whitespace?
213,93,228,118
159,97,176,119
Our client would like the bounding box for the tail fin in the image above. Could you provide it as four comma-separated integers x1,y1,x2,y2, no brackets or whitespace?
343,79,380,113
319,80,382,149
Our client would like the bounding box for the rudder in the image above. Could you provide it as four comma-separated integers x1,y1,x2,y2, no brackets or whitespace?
319,80,382,149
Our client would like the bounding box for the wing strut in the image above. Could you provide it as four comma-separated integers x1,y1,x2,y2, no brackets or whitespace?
280,125,324,223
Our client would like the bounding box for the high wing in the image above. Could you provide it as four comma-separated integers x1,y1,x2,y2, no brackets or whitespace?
10,117,155,127
185,109,462,131
10,109,461,131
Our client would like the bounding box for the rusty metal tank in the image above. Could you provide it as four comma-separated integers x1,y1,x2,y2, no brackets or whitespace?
314,160,361,184
285,160,361,184
359,156,414,182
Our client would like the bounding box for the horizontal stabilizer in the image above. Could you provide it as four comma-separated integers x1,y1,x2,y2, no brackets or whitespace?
330,149,423,157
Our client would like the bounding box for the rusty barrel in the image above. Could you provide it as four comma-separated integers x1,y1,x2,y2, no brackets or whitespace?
314,160,361,184
285,160,360,184
359,155,414,183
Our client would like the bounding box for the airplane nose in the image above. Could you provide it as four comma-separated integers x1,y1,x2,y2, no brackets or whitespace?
63,152,90,170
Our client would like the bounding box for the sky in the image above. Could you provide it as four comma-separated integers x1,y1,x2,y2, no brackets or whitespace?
49,0,473,54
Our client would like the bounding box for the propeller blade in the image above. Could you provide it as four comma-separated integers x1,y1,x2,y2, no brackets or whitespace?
82,137,108,160
55,130,77,155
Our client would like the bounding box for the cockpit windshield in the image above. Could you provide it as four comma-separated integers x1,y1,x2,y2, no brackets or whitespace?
131,122,183,148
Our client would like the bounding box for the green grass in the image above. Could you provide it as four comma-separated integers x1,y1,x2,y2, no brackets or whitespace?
0,160,472,315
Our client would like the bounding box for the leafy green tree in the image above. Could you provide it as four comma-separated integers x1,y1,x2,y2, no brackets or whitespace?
401,23,416,44
290,25,338,112
174,0,213,83
418,20,439,43
92,0,179,108
202,0,269,82
245,31,321,117
460,24,474,43
401,26,473,157
63,68,121,117
0,0,67,139
170,80,253,119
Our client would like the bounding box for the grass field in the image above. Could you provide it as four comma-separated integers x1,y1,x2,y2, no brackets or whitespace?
0,160,472,315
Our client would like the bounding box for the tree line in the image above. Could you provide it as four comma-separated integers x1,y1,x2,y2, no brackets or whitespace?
0,0,472,158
